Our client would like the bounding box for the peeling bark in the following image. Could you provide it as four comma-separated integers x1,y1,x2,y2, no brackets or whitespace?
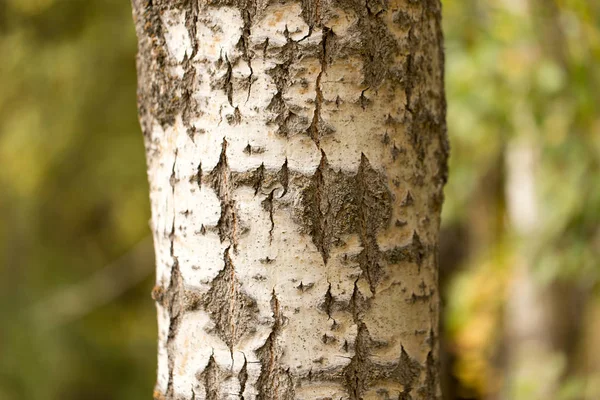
132,0,447,398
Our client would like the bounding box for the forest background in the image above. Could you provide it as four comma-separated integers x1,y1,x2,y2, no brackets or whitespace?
0,0,598,399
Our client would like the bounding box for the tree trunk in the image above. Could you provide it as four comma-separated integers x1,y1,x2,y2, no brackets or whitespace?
131,1,447,399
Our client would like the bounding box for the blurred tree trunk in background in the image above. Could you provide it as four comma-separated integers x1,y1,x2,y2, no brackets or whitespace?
131,0,448,399
501,1,588,398
503,139,556,399
503,139,584,400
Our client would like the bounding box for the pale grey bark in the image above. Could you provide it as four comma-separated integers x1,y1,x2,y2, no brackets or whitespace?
131,0,447,399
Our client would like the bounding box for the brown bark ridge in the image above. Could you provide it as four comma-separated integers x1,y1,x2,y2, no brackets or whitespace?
132,0,447,398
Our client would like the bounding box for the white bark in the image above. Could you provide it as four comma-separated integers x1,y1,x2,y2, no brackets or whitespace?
132,1,447,399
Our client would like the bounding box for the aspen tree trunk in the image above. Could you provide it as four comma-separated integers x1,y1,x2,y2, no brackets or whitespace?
131,1,447,399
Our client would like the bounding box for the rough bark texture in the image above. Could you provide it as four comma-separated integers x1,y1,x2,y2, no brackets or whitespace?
131,0,447,399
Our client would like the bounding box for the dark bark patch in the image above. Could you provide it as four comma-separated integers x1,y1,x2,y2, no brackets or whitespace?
188,161,202,189
253,163,265,195
384,231,427,267
417,351,440,399
265,39,302,137
300,152,358,263
343,322,375,399
214,54,234,107
334,0,400,89
278,158,289,197
300,153,392,290
349,279,367,321
226,106,242,125
359,88,371,110
161,217,185,399
201,247,259,353
341,326,428,399
208,139,239,249
238,354,248,400
197,353,223,400
319,282,334,318
243,143,266,155
256,291,296,400
322,333,338,344
355,154,392,291
401,191,414,207
307,27,335,146
395,219,407,228
295,280,315,292
393,346,422,390
261,189,276,243
366,0,387,15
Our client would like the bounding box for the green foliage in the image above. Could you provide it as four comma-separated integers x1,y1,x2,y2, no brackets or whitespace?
443,0,600,397
0,0,598,399
0,1,155,399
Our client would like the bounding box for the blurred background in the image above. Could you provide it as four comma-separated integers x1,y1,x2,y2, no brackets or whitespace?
0,0,598,399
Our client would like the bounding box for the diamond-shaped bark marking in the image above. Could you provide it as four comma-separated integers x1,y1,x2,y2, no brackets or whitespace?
202,248,258,352
198,354,223,400
392,346,423,391
343,323,375,400
342,324,426,399
300,153,392,291
300,152,358,263
383,231,427,267
355,154,394,292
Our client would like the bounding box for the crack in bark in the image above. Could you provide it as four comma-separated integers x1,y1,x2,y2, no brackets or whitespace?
253,163,265,196
189,161,202,190
307,27,333,147
220,54,234,107
162,149,183,399
342,280,368,400
238,353,248,399
164,222,182,399
181,0,199,139
261,189,276,244
237,8,255,102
